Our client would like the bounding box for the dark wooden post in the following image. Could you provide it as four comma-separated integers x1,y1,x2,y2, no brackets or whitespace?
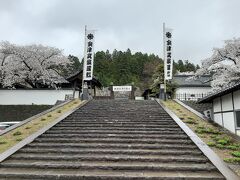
94,85,96,97
130,85,135,100
73,80,77,98
109,85,114,99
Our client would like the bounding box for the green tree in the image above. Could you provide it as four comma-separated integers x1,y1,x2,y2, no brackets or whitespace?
150,64,177,97
58,55,81,77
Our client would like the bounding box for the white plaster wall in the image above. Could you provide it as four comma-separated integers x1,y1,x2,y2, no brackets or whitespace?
0,89,79,105
213,98,221,113
175,87,212,94
233,90,240,110
221,94,233,111
237,130,240,136
222,112,235,133
213,113,223,126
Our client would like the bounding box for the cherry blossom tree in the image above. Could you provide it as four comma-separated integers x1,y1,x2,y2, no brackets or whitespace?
193,38,240,91
0,41,71,88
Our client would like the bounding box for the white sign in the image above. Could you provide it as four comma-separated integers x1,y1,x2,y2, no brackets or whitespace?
164,28,173,80
83,30,95,81
113,86,132,92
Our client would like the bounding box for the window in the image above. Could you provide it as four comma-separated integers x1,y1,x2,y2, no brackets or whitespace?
235,111,240,128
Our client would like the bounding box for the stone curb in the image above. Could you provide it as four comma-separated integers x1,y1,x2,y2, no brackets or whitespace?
174,99,210,121
0,100,89,163
0,100,72,136
155,99,239,180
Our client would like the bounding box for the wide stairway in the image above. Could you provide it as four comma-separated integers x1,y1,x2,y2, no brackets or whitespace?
0,100,224,179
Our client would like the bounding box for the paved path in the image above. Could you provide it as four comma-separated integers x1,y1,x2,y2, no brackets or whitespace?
0,100,224,179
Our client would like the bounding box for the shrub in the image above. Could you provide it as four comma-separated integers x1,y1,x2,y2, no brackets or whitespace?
0,141,7,144
41,118,46,121
232,151,240,158
226,145,239,150
217,139,229,145
16,138,23,142
224,157,240,164
197,125,205,129
216,136,231,145
199,134,206,138
57,110,62,113
195,129,204,134
207,142,216,147
210,135,218,139
184,120,198,124
25,126,31,129
13,131,22,136
47,114,52,117
216,144,225,149
205,128,219,134
195,126,220,135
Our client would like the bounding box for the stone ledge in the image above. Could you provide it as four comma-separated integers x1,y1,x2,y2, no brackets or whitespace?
0,100,89,163
0,100,71,136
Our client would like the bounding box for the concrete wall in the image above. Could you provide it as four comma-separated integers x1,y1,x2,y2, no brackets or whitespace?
0,89,79,105
212,90,240,135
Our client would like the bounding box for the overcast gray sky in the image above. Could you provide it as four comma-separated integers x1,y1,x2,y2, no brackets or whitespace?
0,0,239,64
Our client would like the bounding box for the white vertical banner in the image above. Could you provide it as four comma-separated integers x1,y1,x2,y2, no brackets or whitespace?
83,30,95,81
164,28,173,80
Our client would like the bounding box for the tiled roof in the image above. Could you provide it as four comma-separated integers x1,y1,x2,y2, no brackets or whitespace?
173,75,211,87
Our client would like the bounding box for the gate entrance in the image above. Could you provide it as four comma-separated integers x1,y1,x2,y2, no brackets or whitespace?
111,85,135,100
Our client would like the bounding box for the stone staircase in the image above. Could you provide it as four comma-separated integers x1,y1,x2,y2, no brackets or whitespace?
0,100,225,179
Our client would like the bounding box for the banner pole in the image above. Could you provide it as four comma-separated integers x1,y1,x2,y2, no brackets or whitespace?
163,23,166,101
81,25,87,100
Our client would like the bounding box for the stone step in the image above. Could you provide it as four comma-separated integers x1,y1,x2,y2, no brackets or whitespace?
45,129,184,134
27,142,198,150
68,116,171,119
59,121,176,124
64,117,173,120
1,160,217,172
0,168,225,180
40,133,189,139
49,127,181,131
34,137,193,145
55,122,177,128
68,114,171,116
11,153,208,163
70,113,170,115
18,148,203,156
44,130,185,135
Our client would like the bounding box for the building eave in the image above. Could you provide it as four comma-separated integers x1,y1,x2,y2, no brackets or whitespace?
198,81,240,103
177,85,211,88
